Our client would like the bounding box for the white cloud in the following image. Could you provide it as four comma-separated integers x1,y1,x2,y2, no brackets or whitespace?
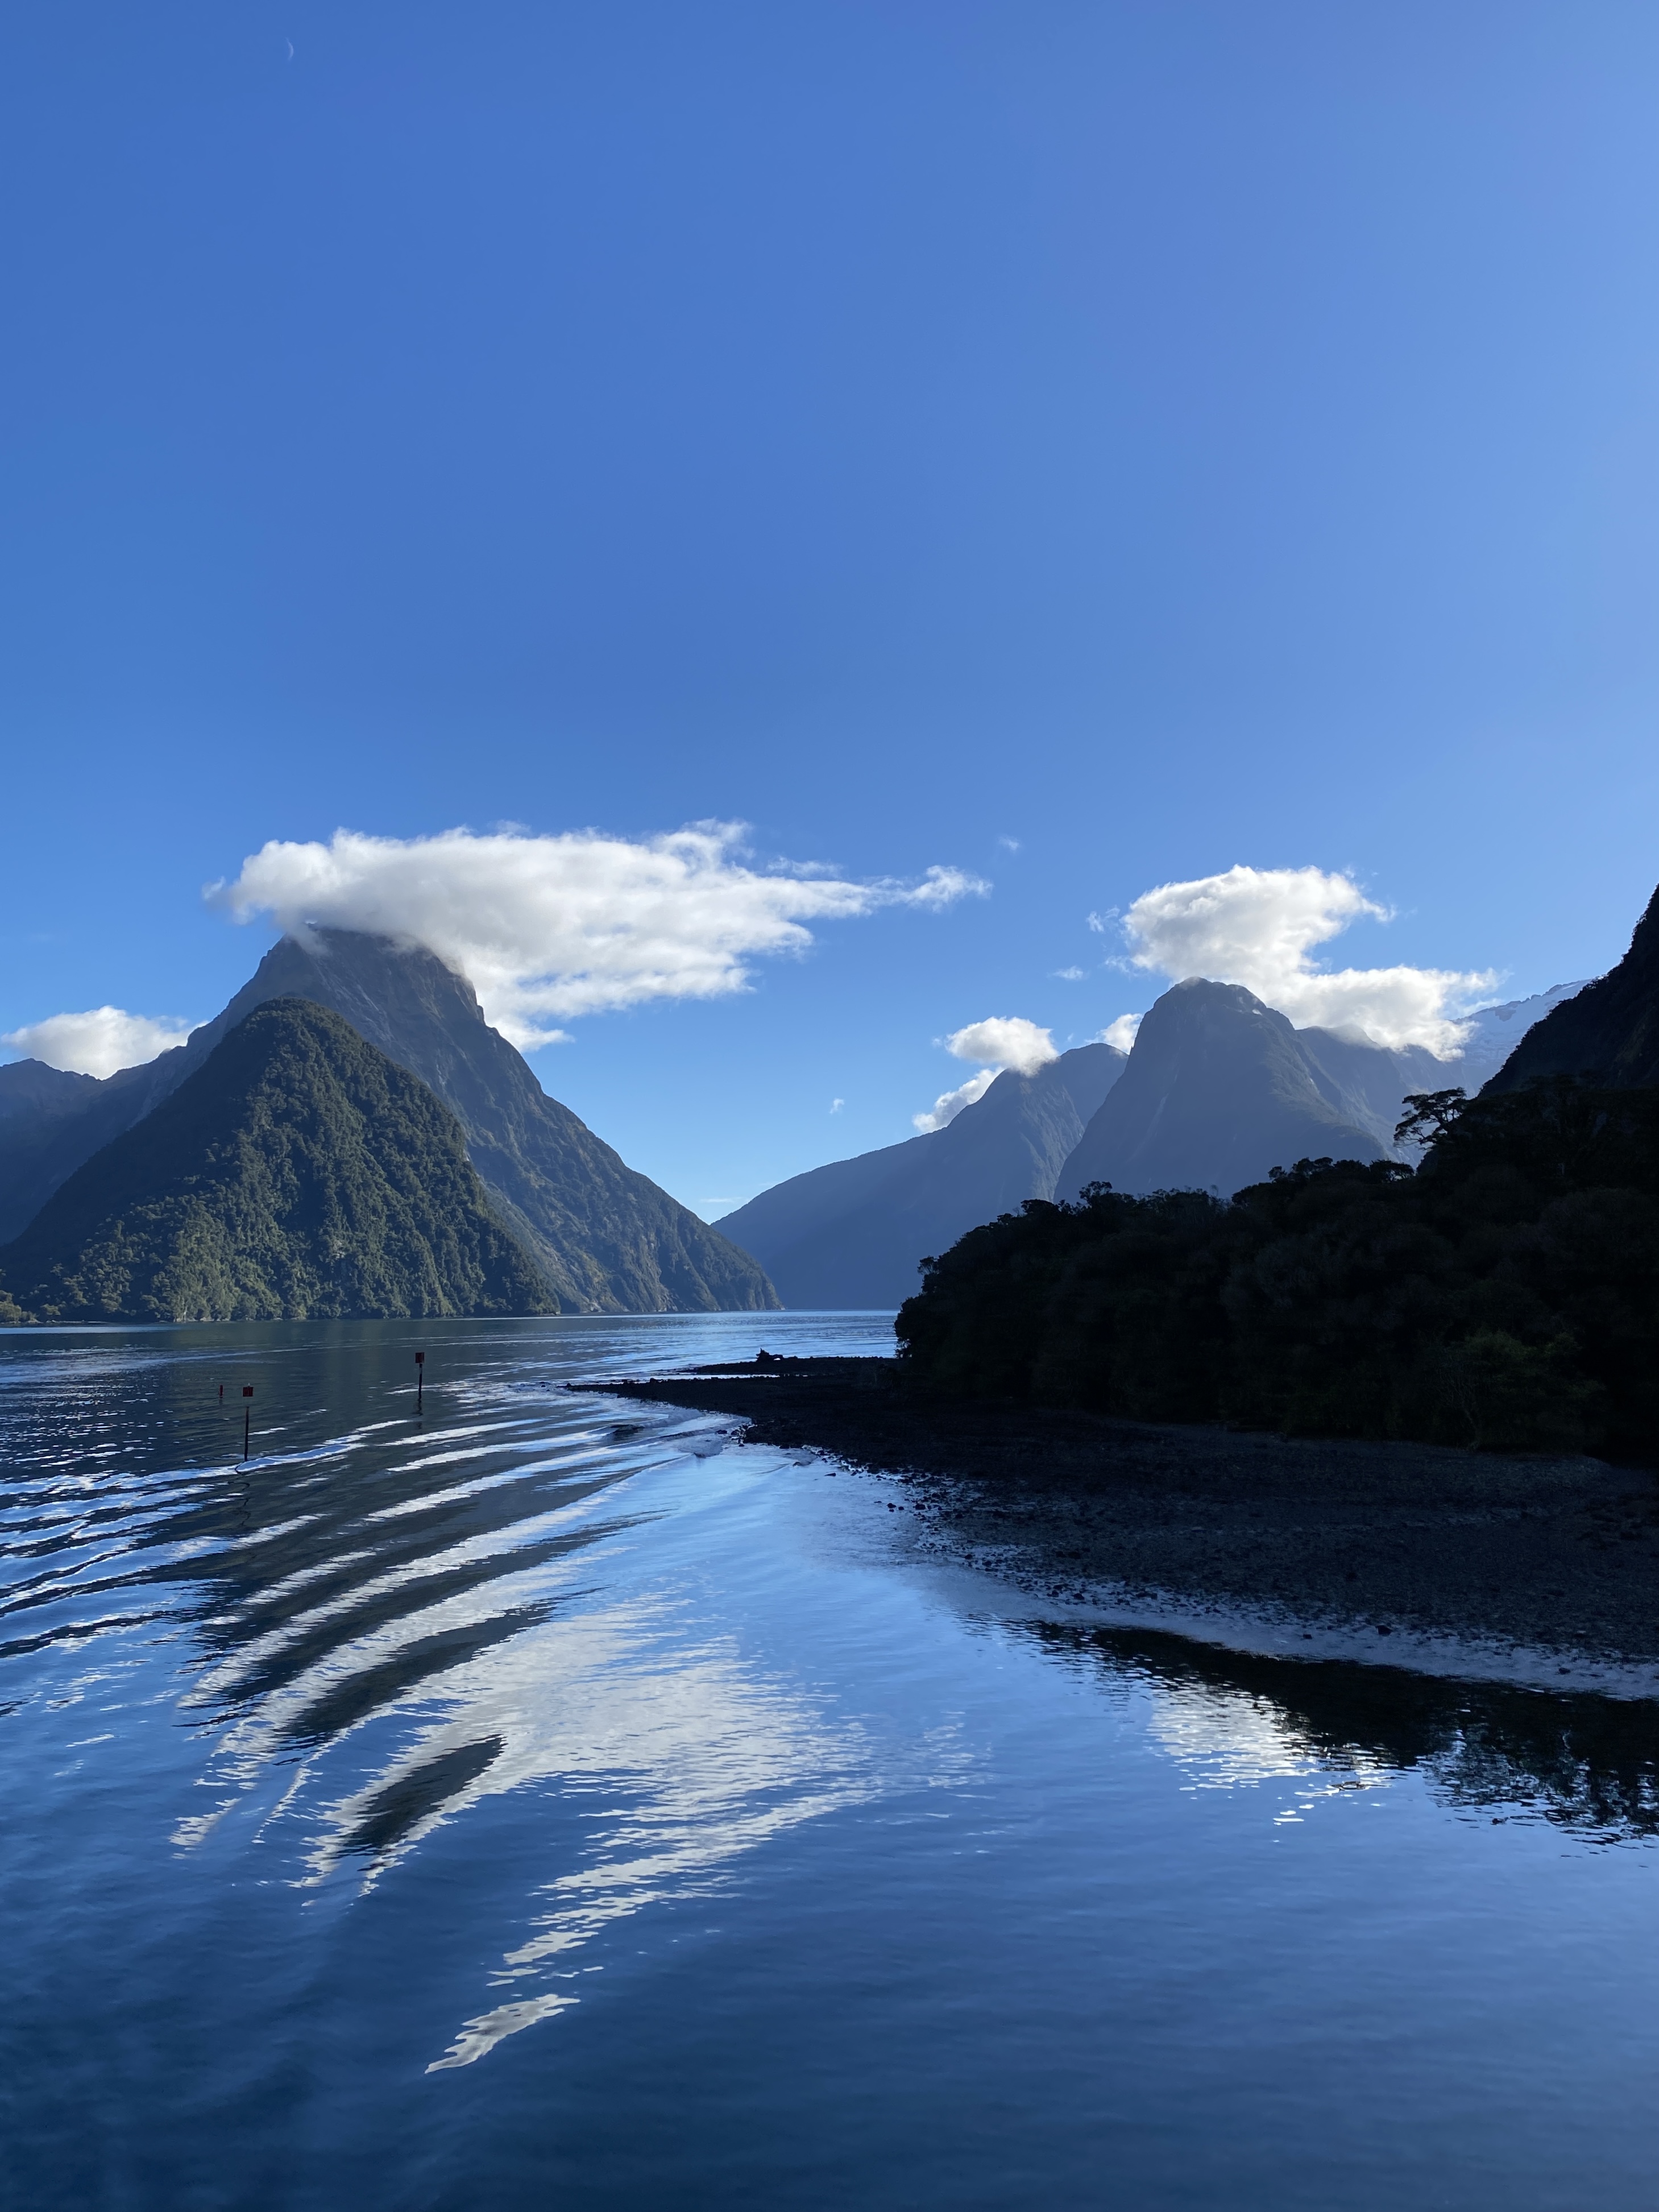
1086,909,1115,933
207,825,988,1047
912,1014,1060,1131
943,1016,1058,1074
830,1097,844,1115
1097,1013,1142,1053
913,1069,997,1132
1053,965,1086,981
2,1006,194,1079
1120,865,1498,1056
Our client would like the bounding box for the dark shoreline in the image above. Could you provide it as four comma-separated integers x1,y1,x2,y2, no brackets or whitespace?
579,1356,1659,1684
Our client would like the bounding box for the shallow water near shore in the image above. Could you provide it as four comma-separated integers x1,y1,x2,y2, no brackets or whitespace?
2,1312,1655,2210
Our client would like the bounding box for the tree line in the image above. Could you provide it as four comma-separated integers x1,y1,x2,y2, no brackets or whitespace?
895,1079,1659,1458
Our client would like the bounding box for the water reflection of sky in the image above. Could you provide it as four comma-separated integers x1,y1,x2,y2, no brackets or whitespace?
1144,1680,1391,1807
3,1314,1657,2212
155,1431,891,2066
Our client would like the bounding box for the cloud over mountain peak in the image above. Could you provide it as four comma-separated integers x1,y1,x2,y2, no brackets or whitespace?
1122,865,1497,1055
207,824,988,1047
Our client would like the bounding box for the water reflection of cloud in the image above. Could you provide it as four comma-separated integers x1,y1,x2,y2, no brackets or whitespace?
3,1318,929,2074
201,1576,878,2072
331,1594,880,2071
1146,1681,1390,1801
160,1418,882,2073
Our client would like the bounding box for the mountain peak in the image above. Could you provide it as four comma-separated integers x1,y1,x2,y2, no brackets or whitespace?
1,997,551,1323
0,930,778,1312
1057,977,1384,1200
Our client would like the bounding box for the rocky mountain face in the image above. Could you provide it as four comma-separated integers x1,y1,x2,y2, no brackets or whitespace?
716,1042,1126,1308
1483,884,1658,1092
0,999,551,1324
0,931,777,1312
1052,974,1599,1203
1055,981,1396,1199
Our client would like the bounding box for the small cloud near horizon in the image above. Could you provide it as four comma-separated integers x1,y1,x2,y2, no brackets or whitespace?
2,1006,195,1078
1053,965,1086,981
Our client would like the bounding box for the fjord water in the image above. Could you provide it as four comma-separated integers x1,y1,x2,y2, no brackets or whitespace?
2,1317,1654,2211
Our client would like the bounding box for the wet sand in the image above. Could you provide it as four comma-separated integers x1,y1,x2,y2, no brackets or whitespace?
580,1356,1659,1686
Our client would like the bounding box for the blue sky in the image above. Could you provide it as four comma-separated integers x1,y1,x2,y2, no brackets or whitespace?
3,2,1658,1214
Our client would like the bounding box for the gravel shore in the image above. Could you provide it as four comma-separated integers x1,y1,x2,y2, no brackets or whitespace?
579,1354,1659,1681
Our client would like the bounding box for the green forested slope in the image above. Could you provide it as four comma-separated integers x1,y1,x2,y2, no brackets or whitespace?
197,931,779,1311
0,998,551,1322
0,930,779,1311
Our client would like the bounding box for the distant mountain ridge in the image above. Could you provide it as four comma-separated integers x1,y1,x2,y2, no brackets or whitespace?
0,1061,98,1125
1058,983,1370,1198
717,1041,1126,1307
1055,980,1445,1200
716,964,1600,1312
1054,974,1602,1204
0,931,777,1313
0,999,550,1323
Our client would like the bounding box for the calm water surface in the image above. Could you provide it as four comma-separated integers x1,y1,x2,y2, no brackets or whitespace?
1,1312,1654,2210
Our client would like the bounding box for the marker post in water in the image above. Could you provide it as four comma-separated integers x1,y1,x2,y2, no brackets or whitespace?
415,1351,425,1416
242,1385,253,1461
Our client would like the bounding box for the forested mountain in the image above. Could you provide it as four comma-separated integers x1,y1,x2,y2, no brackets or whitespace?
1456,981,1590,1075
717,1042,1126,1308
0,1000,551,1324
0,930,776,1313
717,971,1591,1308
1484,884,1658,1091
896,879,1659,1457
899,1080,1659,1459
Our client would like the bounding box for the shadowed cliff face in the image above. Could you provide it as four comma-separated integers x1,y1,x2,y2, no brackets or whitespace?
716,1042,1126,1309
1485,883,1659,1092
1057,980,1386,1200
1,999,551,1323
0,933,777,1315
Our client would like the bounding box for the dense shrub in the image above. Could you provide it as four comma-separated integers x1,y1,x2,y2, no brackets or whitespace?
896,1080,1659,1459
